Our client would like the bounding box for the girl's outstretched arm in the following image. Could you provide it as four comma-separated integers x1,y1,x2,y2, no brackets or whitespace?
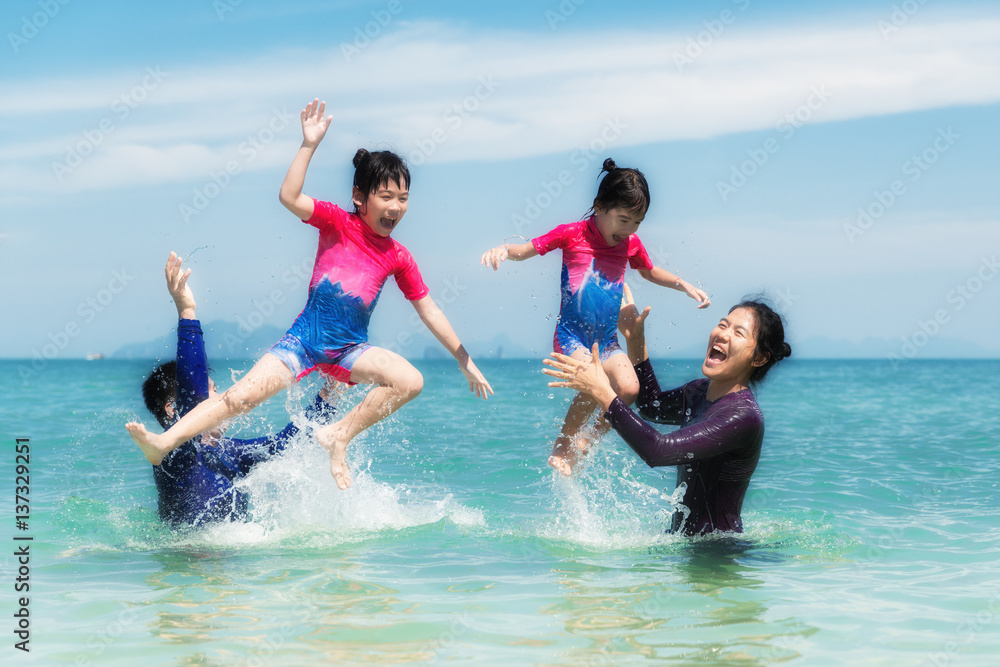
411,296,494,399
637,266,710,309
279,98,332,221
480,241,538,270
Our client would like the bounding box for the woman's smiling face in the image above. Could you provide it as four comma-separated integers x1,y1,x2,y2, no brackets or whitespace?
702,307,763,388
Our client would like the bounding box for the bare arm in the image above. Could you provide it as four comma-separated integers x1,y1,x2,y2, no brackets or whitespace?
278,98,332,221
480,241,538,270
617,283,650,366
637,266,710,309
411,296,494,399
165,251,196,320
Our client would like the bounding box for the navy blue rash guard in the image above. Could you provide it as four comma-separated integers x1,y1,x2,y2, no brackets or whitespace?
153,319,332,527
605,359,764,536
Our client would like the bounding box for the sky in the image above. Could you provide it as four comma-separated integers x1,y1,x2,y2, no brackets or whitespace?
2,0,998,371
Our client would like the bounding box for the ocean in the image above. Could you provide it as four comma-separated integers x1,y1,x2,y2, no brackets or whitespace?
1,358,998,665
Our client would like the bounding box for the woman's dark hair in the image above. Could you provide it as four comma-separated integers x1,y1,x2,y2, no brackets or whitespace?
589,158,650,218
142,361,177,429
729,296,792,387
352,148,410,213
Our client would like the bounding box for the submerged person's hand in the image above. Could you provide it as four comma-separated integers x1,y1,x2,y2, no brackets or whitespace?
165,252,196,320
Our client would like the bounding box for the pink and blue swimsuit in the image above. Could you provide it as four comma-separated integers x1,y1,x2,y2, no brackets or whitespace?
532,217,653,360
270,199,429,383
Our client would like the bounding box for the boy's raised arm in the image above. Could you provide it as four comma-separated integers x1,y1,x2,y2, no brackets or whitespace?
637,266,711,309
279,98,332,221
410,296,494,399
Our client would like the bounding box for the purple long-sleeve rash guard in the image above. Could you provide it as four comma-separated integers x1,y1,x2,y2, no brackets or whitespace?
605,359,764,535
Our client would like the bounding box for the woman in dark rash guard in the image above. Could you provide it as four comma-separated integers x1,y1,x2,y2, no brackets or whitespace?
543,285,791,536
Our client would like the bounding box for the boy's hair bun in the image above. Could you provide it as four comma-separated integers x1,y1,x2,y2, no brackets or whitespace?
602,157,617,172
353,148,371,169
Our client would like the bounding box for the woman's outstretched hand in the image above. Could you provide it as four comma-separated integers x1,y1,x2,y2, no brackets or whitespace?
617,283,650,342
542,343,618,410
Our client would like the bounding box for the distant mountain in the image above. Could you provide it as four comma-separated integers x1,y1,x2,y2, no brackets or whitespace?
112,322,541,361
112,320,287,361
112,321,998,362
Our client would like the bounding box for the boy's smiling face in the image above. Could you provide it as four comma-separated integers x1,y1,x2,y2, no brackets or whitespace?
353,180,408,237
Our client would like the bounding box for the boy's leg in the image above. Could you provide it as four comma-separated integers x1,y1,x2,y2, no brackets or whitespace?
548,350,639,476
315,347,423,490
126,353,295,465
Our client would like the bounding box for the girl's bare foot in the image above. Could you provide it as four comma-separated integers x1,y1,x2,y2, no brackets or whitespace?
126,422,168,466
548,436,590,476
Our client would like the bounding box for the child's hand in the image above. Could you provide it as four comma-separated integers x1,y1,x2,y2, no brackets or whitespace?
684,283,711,309
459,358,494,400
301,98,332,148
480,245,509,271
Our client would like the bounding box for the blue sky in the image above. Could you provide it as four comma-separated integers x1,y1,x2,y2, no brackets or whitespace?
2,0,998,369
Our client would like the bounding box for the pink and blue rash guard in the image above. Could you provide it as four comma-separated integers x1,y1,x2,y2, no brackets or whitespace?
282,199,429,378
532,217,653,358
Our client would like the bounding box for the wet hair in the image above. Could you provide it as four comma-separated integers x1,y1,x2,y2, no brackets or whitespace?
729,296,792,388
352,148,410,213
589,158,651,218
142,361,177,429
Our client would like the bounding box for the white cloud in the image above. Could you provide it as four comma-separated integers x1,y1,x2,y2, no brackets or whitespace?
2,17,998,193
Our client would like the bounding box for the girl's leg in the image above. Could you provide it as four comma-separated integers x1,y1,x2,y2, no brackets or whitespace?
548,351,639,476
315,347,423,490
126,353,295,465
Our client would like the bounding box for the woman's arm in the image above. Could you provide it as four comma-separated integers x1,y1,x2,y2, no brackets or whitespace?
411,296,493,399
606,396,761,467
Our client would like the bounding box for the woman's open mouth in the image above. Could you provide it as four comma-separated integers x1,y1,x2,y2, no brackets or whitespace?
705,343,728,366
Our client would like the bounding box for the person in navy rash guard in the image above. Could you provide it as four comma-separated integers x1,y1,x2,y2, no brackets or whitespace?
141,252,333,527
543,285,791,535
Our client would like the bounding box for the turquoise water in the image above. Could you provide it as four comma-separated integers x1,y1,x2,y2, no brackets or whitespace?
1,358,998,665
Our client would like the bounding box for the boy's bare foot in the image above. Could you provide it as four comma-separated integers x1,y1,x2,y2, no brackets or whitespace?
126,422,168,466
316,424,352,490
